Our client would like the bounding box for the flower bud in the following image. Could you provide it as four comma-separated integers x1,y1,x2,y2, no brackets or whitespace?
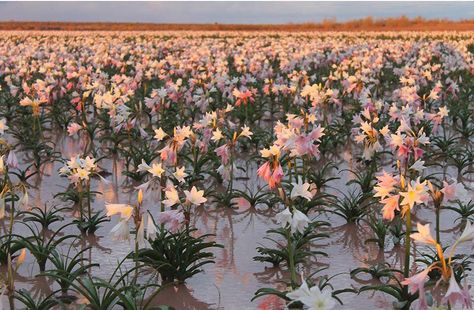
137,189,143,205
15,248,26,271
0,155,4,174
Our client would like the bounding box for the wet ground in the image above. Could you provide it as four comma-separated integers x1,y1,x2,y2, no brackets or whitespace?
4,132,473,310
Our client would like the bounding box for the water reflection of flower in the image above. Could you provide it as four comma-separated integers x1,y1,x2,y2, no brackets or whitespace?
257,292,286,310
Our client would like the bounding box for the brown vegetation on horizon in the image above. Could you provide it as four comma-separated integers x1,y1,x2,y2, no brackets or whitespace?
1,16,474,32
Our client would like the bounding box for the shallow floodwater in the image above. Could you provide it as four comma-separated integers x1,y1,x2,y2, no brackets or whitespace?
5,132,474,310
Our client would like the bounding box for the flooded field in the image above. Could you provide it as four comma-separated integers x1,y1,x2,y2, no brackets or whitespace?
0,31,473,310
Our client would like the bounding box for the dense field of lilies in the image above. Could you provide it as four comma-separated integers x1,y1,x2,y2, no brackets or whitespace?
0,31,473,310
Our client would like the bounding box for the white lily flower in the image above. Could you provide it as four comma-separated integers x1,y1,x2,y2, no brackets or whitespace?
146,214,158,241
137,159,151,173
287,275,336,310
110,220,130,241
275,207,292,229
239,125,253,139
154,127,167,141
105,203,133,220
291,210,311,234
457,221,474,244
184,186,207,205
136,217,145,246
163,185,181,207
173,166,188,183
148,163,164,178
409,160,425,173
291,179,313,201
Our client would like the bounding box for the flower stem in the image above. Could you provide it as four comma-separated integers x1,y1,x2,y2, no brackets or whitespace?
404,209,412,279
435,204,441,244
7,189,14,253
134,235,139,282
287,228,297,288
8,293,13,310
87,181,92,220
227,151,234,205
78,190,84,224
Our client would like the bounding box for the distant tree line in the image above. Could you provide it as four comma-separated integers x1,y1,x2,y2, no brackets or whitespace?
0,16,474,31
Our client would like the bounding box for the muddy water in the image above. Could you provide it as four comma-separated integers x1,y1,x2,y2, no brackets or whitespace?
4,132,473,310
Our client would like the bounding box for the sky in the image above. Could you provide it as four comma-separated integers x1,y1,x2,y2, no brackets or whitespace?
0,1,473,24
